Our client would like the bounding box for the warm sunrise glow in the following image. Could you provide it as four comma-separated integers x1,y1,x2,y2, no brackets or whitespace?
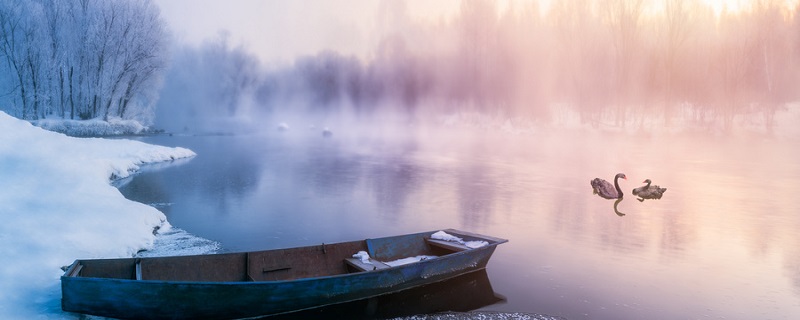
703,0,799,15
405,0,800,19
704,0,749,15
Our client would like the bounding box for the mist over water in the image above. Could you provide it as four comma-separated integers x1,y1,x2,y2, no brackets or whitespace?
122,116,800,319
140,1,800,318
154,0,800,136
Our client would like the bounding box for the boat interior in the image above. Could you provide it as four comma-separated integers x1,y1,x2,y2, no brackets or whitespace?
64,232,483,282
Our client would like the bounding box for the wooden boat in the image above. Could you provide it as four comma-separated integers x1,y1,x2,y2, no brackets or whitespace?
61,229,507,319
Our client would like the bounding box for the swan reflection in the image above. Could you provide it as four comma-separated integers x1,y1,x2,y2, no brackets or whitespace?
613,198,625,217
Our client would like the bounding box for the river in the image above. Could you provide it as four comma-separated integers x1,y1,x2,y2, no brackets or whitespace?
118,121,800,319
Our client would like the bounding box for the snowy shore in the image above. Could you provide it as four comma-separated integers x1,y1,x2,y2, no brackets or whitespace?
31,117,161,137
0,112,196,318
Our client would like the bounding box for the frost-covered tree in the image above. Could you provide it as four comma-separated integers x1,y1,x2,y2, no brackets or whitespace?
0,0,45,119
0,0,167,124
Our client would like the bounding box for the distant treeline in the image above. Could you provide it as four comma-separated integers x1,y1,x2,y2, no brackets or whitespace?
0,0,167,123
3,0,798,130
161,0,799,130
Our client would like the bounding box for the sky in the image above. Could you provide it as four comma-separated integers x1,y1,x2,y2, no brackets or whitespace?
153,0,796,65
154,0,463,64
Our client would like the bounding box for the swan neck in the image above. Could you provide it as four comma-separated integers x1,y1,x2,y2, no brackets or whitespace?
613,176,623,197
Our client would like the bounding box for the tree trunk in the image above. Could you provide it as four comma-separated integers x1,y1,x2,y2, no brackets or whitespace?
118,73,137,118
69,66,75,119
59,67,65,118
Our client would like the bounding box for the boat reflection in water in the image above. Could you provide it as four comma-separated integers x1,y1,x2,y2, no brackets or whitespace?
261,269,505,319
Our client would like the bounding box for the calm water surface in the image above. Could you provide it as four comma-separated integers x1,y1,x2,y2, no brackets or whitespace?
120,126,800,319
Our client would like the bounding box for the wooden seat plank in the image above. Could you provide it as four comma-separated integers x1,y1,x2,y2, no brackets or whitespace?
425,238,471,252
344,258,390,272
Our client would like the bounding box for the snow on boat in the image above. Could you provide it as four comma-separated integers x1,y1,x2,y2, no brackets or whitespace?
61,229,507,319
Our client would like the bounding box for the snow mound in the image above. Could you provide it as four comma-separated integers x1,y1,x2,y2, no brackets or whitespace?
431,230,463,242
431,231,488,249
135,223,220,258
0,112,195,318
353,251,371,264
384,255,437,267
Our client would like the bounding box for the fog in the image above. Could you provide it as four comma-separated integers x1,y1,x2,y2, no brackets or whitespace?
154,0,800,135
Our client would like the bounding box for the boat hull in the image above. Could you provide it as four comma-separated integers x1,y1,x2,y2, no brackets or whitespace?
61,229,505,319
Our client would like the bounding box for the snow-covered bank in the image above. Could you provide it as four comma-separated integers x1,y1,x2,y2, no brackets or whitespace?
0,112,195,318
31,117,161,137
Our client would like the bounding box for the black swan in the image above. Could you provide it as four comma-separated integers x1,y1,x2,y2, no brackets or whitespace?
590,173,626,199
632,179,667,201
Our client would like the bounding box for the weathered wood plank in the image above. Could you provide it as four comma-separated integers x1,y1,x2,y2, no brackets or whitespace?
344,258,390,272
425,238,471,252
66,263,83,277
